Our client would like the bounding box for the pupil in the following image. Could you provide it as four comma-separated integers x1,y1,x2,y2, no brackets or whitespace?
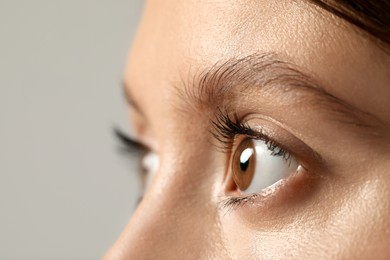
240,160,249,172
239,148,254,173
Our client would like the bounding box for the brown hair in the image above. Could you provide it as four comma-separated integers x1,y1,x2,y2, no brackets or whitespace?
309,0,390,45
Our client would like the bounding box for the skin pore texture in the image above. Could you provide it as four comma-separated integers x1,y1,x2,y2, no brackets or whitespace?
105,0,390,259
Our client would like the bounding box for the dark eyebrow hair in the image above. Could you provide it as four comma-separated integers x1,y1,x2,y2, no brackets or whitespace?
177,52,383,131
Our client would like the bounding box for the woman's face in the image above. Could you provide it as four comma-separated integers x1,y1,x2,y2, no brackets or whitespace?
106,0,390,258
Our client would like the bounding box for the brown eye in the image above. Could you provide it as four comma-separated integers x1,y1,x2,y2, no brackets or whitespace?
232,139,256,191
231,138,300,194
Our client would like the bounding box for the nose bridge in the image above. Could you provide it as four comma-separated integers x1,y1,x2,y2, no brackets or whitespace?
105,150,229,259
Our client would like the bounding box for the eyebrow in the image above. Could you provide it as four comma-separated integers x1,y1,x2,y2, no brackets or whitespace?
177,52,382,130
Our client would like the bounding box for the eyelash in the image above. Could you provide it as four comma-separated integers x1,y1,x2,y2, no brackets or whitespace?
211,109,294,209
211,109,292,162
113,127,147,154
114,128,149,204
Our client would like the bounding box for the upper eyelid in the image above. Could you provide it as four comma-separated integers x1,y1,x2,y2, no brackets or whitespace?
211,110,290,158
211,110,325,170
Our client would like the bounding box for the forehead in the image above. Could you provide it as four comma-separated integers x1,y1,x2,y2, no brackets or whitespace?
128,0,329,79
125,0,388,124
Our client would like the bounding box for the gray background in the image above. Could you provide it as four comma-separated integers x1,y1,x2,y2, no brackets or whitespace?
0,1,144,259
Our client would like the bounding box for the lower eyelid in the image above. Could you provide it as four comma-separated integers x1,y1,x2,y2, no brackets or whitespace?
221,168,322,224
221,179,285,211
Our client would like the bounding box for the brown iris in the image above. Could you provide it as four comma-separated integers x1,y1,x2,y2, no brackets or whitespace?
232,138,256,191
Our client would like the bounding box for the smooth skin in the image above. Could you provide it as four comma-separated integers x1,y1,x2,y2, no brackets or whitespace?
105,0,390,259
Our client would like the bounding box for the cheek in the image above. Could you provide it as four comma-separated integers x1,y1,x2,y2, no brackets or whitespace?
219,165,390,258
221,210,332,258
221,213,254,258
221,213,313,259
